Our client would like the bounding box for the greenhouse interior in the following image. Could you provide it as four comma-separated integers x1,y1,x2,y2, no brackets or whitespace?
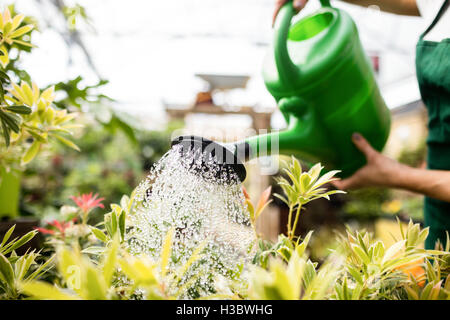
0,0,449,307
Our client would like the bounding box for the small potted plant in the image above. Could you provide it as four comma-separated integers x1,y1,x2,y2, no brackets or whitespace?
0,8,81,251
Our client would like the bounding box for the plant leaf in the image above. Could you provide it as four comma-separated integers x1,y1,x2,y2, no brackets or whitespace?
84,266,107,300
90,227,107,243
21,140,41,165
52,134,80,152
10,24,34,38
1,230,37,255
20,281,79,300
0,253,14,287
3,105,31,114
382,240,406,265
1,225,15,247
81,246,106,255
102,236,119,286
118,210,126,242
1,118,10,147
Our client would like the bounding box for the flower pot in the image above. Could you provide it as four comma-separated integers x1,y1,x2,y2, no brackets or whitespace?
0,168,21,218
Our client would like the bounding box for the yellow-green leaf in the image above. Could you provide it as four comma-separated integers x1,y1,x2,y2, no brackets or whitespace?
11,14,24,32
21,82,34,106
41,86,55,102
57,247,83,295
0,45,9,68
404,285,419,300
295,230,313,257
10,24,34,38
245,199,255,223
102,236,119,286
20,281,79,300
84,266,107,300
21,140,41,165
53,134,80,151
351,244,371,265
382,240,406,265
11,39,35,48
90,227,107,243
0,253,14,287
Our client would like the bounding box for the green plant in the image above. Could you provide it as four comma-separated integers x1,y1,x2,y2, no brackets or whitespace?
87,192,136,253
20,121,174,220
9,157,450,301
0,7,34,68
252,230,313,269
4,81,80,166
248,242,342,300
21,229,216,300
20,236,121,300
0,8,79,162
274,157,344,240
332,219,444,300
403,233,450,300
35,192,107,252
0,6,84,218
403,260,450,300
0,7,35,148
0,225,54,299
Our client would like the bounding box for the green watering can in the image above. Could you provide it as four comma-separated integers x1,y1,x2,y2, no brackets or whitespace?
172,0,391,182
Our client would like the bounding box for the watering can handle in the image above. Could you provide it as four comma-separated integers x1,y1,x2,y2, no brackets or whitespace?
273,0,332,87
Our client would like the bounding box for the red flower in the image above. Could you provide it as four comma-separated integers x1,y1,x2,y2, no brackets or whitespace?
35,227,55,235
34,218,76,238
70,192,105,214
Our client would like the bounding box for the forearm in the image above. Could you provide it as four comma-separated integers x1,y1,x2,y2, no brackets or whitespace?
340,0,420,16
389,164,450,202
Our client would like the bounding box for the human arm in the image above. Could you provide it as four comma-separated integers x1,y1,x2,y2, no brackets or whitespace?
332,133,450,202
273,0,420,25
340,0,420,16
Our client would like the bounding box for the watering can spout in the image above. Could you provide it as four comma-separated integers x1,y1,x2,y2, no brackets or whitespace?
170,96,334,184
171,135,247,183
232,96,336,172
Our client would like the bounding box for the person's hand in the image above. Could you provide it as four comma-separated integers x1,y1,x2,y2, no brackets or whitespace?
273,0,308,26
332,133,402,190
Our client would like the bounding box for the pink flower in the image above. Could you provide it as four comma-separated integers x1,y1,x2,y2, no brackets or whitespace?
70,192,105,214
35,227,55,235
35,218,76,238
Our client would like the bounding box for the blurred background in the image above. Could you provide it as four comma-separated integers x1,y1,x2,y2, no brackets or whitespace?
4,0,430,261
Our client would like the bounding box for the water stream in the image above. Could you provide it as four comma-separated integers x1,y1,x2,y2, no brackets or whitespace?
126,144,256,298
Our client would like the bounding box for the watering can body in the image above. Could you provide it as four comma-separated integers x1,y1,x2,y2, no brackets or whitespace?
247,0,391,177
171,1,391,182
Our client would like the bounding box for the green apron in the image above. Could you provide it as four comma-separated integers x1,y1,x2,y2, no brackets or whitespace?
415,0,450,249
